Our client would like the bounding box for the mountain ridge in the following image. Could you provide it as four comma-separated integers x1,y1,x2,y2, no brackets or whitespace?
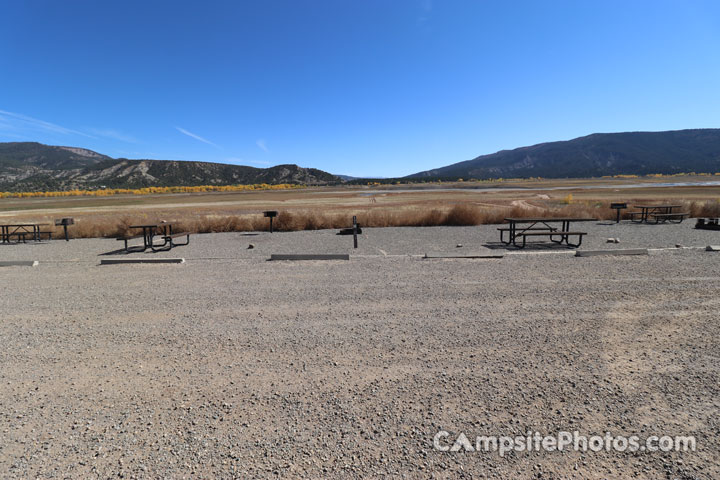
407,129,720,180
0,142,338,191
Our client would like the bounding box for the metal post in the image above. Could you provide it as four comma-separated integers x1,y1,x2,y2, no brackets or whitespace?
263,211,278,233
55,218,74,241
610,203,626,224
352,216,358,249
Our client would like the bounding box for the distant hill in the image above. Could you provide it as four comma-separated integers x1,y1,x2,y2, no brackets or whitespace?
407,129,720,180
334,174,360,181
0,142,338,191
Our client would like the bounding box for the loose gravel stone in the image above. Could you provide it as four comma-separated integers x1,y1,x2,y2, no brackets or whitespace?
0,223,718,478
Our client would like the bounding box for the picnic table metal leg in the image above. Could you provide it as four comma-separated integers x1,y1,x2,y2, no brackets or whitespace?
549,233,565,244
145,228,162,249
511,234,526,248
510,223,521,247
124,238,146,253
500,228,512,245
566,235,583,248
170,234,190,247
553,220,568,245
151,236,172,252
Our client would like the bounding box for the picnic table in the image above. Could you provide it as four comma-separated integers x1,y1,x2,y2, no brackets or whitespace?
0,223,52,243
499,217,596,248
630,205,688,224
118,223,190,252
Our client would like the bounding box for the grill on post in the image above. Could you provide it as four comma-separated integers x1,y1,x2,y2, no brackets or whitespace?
263,211,278,233
54,218,74,241
610,203,627,223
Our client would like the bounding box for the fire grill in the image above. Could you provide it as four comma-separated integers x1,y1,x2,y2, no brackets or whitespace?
54,218,74,241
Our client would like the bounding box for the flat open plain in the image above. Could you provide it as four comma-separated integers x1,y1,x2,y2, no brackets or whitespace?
1,222,719,478
2,177,720,241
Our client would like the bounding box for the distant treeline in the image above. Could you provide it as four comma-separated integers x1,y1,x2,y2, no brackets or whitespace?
0,183,303,199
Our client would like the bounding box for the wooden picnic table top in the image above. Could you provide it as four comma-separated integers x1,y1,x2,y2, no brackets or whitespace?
633,204,682,209
128,223,173,229
504,217,597,223
0,223,50,227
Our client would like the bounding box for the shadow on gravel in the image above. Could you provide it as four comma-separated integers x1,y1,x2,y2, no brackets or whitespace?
98,248,137,256
0,242,52,247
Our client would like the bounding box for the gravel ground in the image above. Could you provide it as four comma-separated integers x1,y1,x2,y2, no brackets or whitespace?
0,223,719,478
2,220,720,262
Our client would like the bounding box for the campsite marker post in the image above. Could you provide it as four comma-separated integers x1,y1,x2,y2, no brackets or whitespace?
353,216,358,249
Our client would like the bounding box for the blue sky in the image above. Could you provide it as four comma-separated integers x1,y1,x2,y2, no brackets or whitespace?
1,1,719,177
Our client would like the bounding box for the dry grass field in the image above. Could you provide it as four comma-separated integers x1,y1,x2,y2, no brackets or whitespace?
0,176,719,238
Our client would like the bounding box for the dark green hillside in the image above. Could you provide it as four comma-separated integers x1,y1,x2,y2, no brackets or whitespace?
0,142,110,170
408,129,720,180
0,142,338,191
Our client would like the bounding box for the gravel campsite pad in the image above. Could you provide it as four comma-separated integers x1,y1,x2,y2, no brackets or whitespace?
0,223,719,478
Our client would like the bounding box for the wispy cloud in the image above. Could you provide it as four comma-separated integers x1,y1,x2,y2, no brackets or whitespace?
0,131,31,141
87,128,138,143
417,0,433,26
175,126,221,149
256,138,268,152
0,109,95,138
0,109,142,144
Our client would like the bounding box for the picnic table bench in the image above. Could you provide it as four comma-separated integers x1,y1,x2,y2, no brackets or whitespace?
647,212,689,223
630,205,689,224
500,217,596,248
117,223,190,252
